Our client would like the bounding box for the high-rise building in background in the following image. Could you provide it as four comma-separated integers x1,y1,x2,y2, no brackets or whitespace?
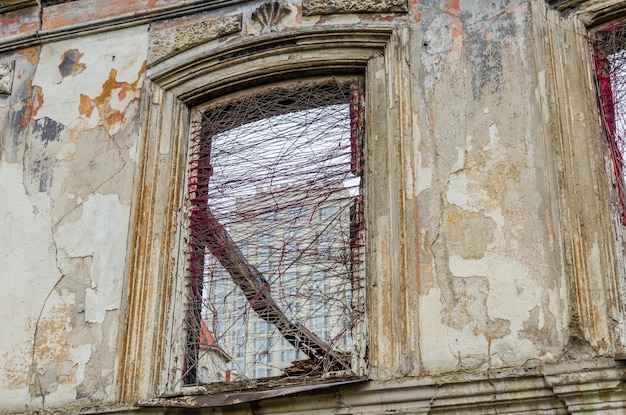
202,182,361,381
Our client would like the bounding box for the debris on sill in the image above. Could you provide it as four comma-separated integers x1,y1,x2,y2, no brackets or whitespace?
137,374,367,408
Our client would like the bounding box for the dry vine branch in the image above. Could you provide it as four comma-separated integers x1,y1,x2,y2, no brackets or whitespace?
197,204,351,372
184,80,364,383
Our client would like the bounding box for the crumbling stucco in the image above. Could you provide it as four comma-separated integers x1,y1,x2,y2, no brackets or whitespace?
0,0,625,413
302,0,408,15
0,60,14,94
0,25,146,411
148,14,242,65
413,0,570,375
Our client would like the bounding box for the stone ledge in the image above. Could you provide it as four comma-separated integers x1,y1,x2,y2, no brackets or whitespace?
12,363,626,414
546,0,626,27
41,0,79,6
0,0,37,14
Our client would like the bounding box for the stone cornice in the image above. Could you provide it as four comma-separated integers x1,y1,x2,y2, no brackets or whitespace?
3,0,622,55
0,0,255,54
546,0,626,27
0,0,37,13
56,362,626,414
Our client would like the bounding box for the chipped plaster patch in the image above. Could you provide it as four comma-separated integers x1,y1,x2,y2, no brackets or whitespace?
57,49,86,80
446,171,469,210
30,290,86,400
0,161,62,398
0,61,15,94
442,275,511,340
490,337,540,366
443,204,496,259
416,166,432,195
55,193,130,324
448,252,544,336
78,65,145,136
32,26,148,127
419,287,490,373
84,288,105,324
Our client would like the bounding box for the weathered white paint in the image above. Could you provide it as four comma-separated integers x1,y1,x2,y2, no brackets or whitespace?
55,193,130,324
33,26,147,139
0,159,62,405
0,0,624,413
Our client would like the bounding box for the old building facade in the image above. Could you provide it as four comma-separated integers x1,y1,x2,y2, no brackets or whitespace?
1,0,626,413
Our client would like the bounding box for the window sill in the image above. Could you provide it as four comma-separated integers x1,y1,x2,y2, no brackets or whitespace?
136,376,367,408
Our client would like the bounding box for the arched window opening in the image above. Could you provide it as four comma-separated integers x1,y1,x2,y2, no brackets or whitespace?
183,78,366,389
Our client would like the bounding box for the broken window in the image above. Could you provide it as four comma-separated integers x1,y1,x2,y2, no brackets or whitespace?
183,79,366,387
592,23,626,223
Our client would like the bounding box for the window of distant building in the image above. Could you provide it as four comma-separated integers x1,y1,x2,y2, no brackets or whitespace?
183,78,366,386
592,22,626,223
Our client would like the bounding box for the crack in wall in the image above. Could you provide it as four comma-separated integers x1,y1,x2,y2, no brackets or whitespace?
52,165,126,227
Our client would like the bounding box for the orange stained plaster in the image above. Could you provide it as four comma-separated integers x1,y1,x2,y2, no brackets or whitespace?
0,7,38,37
20,84,44,130
444,0,463,62
78,61,146,135
95,70,122,104
408,0,422,22
33,302,75,364
314,15,330,26
445,0,460,14
58,368,78,385
18,46,41,66
294,1,302,24
0,14,18,26
357,13,396,22
79,94,94,118
18,20,38,33
2,345,32,389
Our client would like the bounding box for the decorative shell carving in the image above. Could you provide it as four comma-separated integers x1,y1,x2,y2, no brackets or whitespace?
251,1,290,34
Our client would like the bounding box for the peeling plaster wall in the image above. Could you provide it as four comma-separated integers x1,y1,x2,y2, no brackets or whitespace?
415,0,570,374
0,25,147,411
0,0,624,413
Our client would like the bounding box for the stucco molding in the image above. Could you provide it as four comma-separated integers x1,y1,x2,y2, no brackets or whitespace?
0,0,37,13
121,25,420,403
544,366,626,412
147,25,393,101
148,14,242,66
251,1,291,34
0,60,14,94
302,0,408,16
77,362,626,414
546,0,626,27
531,4,624,353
